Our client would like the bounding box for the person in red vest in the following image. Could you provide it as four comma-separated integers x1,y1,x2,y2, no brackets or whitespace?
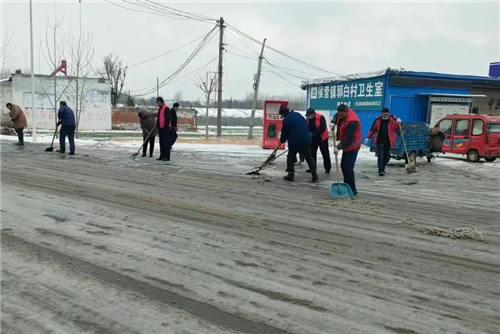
156,97,177,162
365,108,401,176
306,108,331,173
332,104,362,196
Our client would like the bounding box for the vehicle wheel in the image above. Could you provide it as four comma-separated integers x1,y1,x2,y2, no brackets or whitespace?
427,155,434,163
466,150,480,162
484,157,497,162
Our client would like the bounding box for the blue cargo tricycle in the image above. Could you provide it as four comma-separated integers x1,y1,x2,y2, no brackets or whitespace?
369,122,434,163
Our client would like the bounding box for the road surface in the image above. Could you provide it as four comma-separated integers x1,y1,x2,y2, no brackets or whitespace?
1,139,499,334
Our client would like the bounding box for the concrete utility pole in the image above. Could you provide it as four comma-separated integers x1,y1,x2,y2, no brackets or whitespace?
29,0,37,142
156,77,159,97
216,17,225,137
248,38,267,140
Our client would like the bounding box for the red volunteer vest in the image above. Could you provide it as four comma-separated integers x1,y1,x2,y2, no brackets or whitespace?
307,114,329,141
338,108,362,152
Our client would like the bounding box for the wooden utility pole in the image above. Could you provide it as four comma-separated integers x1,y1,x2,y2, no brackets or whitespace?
216,17,225,137
248,38,266,140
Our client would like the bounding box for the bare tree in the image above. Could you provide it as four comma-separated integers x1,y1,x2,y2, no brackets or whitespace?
0,28,13,74
195,72,216,139
100,53,127,106
66,29,94,138
173,90,183,103
39,6,68,127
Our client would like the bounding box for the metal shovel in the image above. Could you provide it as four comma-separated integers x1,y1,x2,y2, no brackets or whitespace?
45,124,60,152
330,125,354,198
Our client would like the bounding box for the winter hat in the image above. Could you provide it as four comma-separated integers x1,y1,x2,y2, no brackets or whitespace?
279,105,289,116
306,108,316,116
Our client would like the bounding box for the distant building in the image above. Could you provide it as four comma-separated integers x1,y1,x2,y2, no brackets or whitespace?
301,68,500,139
1,70,112,130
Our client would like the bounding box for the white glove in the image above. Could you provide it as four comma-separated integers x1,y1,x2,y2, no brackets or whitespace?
397,118,402,123
364,138,369,146
333,147,339,155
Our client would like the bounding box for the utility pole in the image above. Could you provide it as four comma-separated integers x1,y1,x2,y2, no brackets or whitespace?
29,0,37,142
248,38,267,140
156,77,159,97
216,17,225,137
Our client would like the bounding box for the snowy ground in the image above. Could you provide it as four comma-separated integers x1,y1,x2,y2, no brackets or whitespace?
1,134,499,334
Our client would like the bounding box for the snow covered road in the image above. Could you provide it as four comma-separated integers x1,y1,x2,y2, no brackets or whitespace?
1,138,499,334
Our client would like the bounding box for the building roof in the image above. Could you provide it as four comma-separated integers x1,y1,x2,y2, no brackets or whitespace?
11,72,108,82
301,67,500,89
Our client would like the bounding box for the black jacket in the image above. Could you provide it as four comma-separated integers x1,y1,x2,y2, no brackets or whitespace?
157,105,178,130
308,115,327,144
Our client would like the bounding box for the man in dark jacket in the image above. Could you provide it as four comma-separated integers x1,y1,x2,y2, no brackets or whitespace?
306,108,331,173
57,101,76,155
365,108,401,176
171,103,180,147
279,105,318,182
138,109,158,157
156,97,177,161
331,104,362,195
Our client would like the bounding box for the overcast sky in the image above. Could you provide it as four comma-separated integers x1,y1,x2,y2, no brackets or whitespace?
1,0,499,103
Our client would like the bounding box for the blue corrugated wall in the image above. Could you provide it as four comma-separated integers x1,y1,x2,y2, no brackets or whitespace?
307,72,473,140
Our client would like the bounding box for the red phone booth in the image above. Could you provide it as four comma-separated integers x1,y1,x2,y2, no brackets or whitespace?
262,100,288,149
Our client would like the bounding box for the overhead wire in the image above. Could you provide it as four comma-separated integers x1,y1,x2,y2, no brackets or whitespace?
225,23,338,76
128,32,209,69
132,57,219,96
133,25,218,96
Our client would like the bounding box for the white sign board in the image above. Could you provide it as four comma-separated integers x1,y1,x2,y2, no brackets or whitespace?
12,74,112,130
429,104,470,127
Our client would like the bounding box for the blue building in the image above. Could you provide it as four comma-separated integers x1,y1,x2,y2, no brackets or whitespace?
301,68,500,139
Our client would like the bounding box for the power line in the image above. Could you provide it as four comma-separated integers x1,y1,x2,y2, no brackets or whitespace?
226,50,257,62
128,32,209,69
134,25,218,96
223,56,234,98
225,24,338,76
263,58,302,90
225,29,259,56
131,57,218,96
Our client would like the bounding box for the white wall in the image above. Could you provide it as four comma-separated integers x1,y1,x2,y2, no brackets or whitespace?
1,80,13,124
12,74,112,130
472,88,500,116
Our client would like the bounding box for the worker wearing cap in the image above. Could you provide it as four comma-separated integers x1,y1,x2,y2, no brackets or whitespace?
365,108,401,176
279,105,318,182
331,104,362,195
306,108,331,173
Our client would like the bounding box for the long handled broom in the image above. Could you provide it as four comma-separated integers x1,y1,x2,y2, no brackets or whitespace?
399,122,417,174
330,125,354,198
247,143,287,175
130,125,156,159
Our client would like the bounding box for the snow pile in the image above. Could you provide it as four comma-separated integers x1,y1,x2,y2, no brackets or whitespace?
422,226,484,241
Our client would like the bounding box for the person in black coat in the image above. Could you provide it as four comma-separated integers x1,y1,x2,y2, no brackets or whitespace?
138,109,158,157
156,97,177,161
306,108,331,173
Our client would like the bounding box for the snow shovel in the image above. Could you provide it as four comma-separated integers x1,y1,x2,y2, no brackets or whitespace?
246,144,284,175
330,125,354,198
45,124,60,152
399,122,417,174
130,125,156,160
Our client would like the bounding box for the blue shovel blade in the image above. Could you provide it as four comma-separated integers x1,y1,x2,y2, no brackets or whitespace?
331,182,354,198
